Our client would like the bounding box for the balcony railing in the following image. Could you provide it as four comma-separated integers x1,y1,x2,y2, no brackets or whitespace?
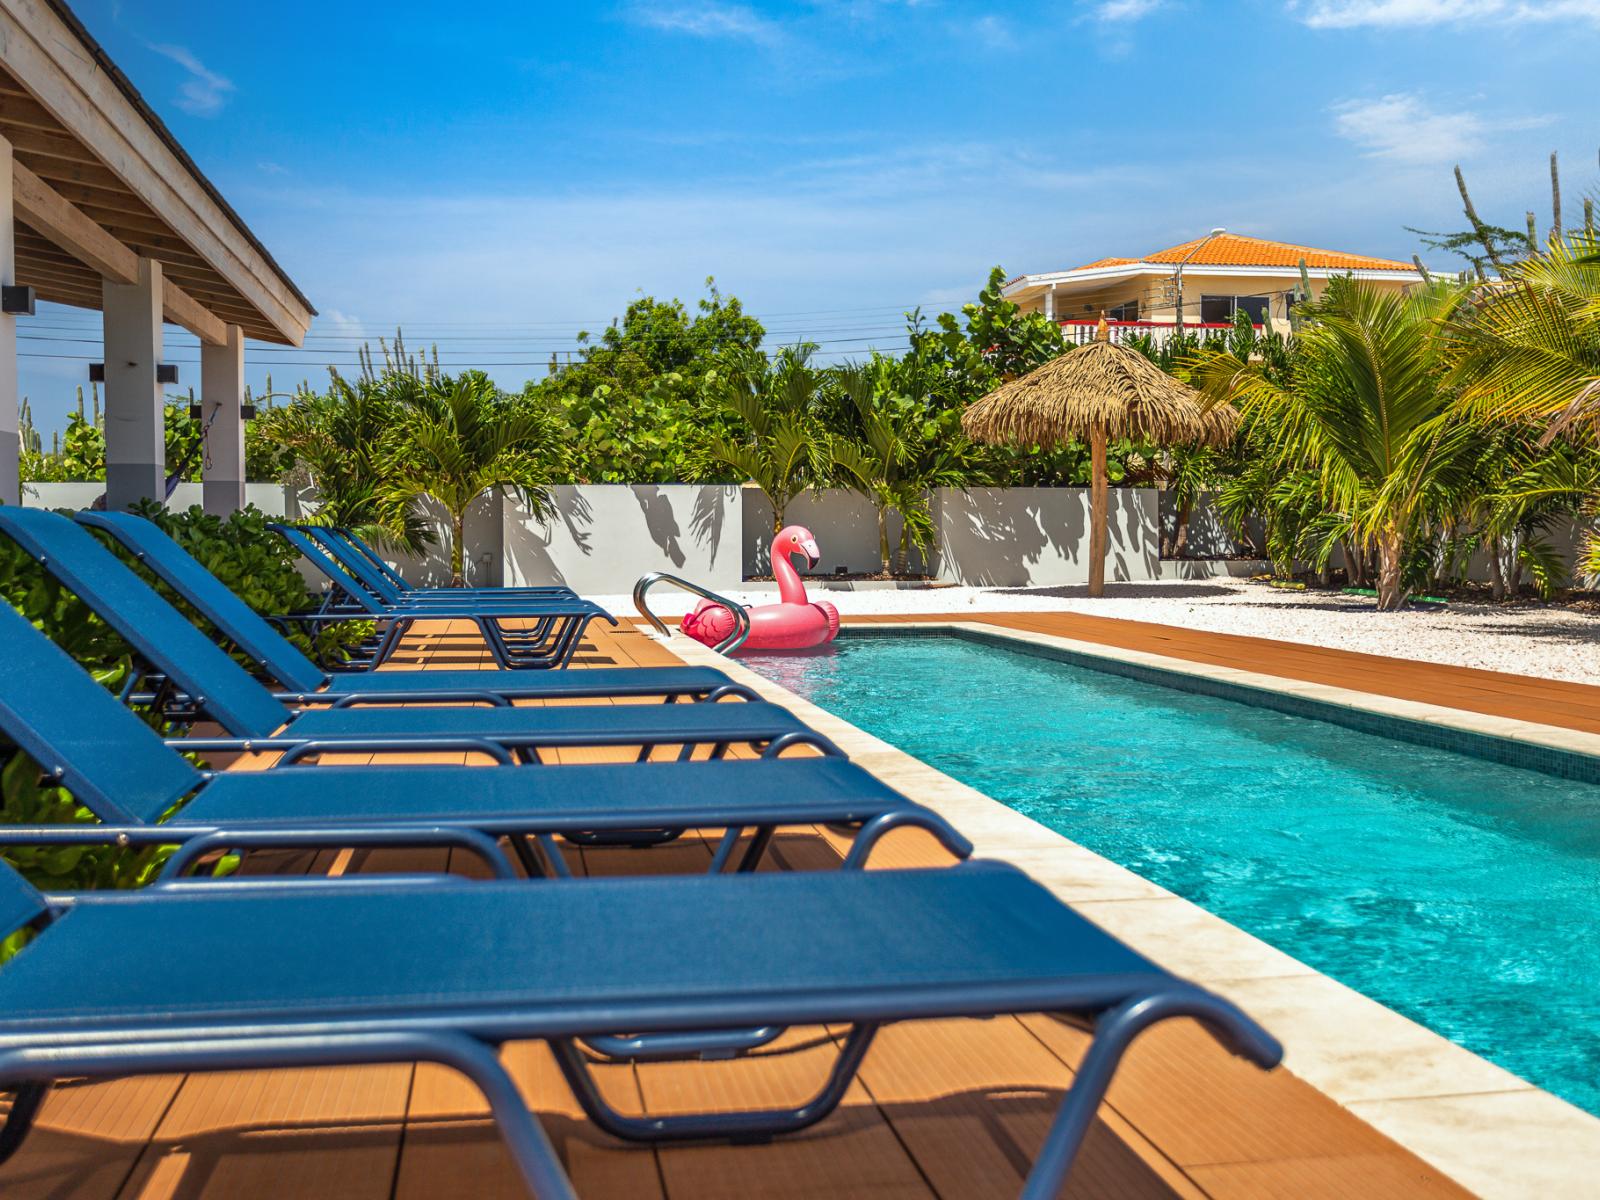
1057,319,1263,346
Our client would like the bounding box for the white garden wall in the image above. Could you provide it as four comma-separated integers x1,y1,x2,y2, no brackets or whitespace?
931,487,1161,587
504,484,742,593
19,480,1591,596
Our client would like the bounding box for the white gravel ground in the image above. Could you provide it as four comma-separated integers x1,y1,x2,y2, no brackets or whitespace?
600,578,1600,685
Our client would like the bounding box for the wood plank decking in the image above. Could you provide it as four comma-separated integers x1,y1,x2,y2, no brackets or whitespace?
0,616,1491,1199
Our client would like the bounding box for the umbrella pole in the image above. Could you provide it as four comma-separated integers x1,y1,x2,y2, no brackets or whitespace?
1089,421,1107,597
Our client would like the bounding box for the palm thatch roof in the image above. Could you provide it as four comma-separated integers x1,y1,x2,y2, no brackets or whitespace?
962,325,1239,448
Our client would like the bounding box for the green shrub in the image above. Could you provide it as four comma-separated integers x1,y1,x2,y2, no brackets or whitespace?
0,502,347,919
124,501,373,666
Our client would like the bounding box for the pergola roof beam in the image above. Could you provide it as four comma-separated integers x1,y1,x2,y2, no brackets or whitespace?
13,160,226,344
0,1,312,344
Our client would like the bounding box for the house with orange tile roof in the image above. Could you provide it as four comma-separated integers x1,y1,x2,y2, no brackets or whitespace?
1003,231,1423,344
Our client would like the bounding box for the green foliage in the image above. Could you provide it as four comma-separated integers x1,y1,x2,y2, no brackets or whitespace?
693,346,835,533
123,501,371,664
18,389,209,485
537,281,764,482
382,372,568,585
828,356,993,573
0,501,350,912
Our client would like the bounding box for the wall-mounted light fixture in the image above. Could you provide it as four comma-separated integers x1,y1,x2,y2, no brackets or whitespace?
156,364,179,384
1,285,36,315
88,363,104,382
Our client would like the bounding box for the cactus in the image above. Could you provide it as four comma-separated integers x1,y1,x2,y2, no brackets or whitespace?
1288,258,1312,333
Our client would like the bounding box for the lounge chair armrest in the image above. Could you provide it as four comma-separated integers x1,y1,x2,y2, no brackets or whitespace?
759,731,845,759
276,690,512,708
155,825,517,883
839,807,974,869
163,736,518,765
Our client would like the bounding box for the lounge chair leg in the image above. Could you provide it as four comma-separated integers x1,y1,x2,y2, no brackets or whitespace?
1020,988,1279,1200
550,1022,878,1144
0,1082,48,1167
735,827,775,872
509,835,546,879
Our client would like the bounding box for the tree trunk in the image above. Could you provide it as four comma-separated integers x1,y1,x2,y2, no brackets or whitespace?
1376,527,1405,611
1173,497,1193,558
450,511,466,587
877,504,891,576
1487,537,1506,602
1088,423,1108,597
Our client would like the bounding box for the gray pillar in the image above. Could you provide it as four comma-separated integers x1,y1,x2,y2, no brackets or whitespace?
0,135,17,506
201,323,245,516
102,257,164,510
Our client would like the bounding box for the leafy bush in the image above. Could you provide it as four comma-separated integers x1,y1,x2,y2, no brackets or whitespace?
0,502,348,926
123,502,372,666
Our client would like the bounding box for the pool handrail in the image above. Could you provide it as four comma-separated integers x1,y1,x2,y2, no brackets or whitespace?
634,572,751,655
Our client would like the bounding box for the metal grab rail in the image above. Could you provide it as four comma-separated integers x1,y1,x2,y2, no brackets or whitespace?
633,573,751,655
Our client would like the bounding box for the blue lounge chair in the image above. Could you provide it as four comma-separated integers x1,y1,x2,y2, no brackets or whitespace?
305,524,574,602
0,859,1280,1198
80,511,750,704
0,509,816,762
270,523,608,668
0,597,966,876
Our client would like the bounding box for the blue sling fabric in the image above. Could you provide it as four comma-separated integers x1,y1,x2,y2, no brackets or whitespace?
79,512,739,702
78,512,327,693
0,508,293,737
300,525,406,603
0,864,1167,1033
0,859,46,943
0,602,203,824
0,511,810,751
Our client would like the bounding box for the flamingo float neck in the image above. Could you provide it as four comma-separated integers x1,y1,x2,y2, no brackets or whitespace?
771,524,820,606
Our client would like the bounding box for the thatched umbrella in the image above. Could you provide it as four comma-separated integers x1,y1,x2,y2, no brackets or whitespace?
963,319,1238,597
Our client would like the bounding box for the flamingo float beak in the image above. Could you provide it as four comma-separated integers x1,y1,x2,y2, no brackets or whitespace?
798,537,821,567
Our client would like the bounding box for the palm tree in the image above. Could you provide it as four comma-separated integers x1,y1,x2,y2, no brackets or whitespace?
829,361,987,575
1195,276,1468,610
694,346,832,536
1443,235,1600,573
252,370,430,551
384,372,565,586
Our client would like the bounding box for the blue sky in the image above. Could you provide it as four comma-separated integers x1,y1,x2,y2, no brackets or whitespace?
19,0,1600,435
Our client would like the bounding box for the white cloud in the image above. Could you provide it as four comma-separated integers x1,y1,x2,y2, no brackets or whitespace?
967,14,1017,48
1297,1,1600,28
148,43,234,116
627,3,786,46
1331,92,1547,161
1086,0,1166,20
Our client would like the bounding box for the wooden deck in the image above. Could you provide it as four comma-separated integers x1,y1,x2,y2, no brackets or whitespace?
838,610,1600,736
0,617,1484,1200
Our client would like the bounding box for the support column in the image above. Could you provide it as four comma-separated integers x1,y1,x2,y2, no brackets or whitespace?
1043,283,1055,323
102,257,164,510
0,135,17,506
201,323,245,516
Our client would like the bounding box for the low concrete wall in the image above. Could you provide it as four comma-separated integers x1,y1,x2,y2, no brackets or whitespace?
1159,491,1261,558
741,488,925,576
21,480,294,515
932,487,1161,587
504,484,741,593
24,480,1588,596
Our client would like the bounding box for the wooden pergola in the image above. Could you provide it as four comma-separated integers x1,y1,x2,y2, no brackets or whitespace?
0,0,314,511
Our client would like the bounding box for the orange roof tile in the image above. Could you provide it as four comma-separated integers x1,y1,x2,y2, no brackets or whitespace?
1067,233,1416,274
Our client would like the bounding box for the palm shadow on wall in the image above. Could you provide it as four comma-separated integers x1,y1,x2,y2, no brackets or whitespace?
504,487,595,588
634,484,687,569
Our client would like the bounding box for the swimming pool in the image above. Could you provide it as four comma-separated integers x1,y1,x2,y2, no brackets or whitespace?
743,631,1600,1114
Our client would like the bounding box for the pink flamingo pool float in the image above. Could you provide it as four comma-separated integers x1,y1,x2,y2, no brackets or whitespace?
682,525,840,653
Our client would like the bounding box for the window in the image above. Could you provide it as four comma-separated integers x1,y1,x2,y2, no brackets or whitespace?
1106,300,1140,322
1199,294,1269,325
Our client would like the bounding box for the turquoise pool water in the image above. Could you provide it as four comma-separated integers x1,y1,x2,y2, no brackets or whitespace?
743,633,1600,1114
